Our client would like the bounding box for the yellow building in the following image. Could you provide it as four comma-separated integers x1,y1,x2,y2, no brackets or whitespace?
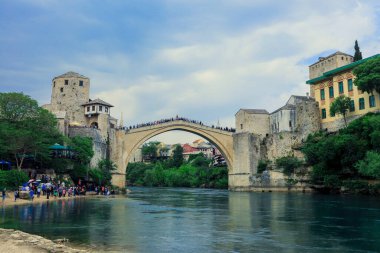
306,53,380,131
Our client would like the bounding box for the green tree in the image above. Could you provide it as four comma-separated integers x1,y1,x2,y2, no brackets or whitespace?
355,151,380,178
330,95,351,127
68,136,94,182
142,141,160,161
0,93,63,169
353,40,363,62
353,56,380,94
171,144,184,168
0,92,39,122
275,156,303,178
70,136,94,166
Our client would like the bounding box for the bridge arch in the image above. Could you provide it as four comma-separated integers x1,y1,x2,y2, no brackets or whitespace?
110,120,234,188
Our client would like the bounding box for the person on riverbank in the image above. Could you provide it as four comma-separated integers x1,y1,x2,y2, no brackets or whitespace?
37,187,41,198
14,190,18,202
29,189,34,201
2,188,6,204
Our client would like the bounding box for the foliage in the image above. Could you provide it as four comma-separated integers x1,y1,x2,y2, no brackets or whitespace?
126,162,154,186
189,153,210,167
70,136,94,166
329,95,351,127
171,144,184,168
142,141,160,161
353,56,380,94
0,92,63,169
0,170,29,190
275,156,303,177
126,162,228,189
355,151,380,179
301,113,380,192
353,40,363,62
257,160,268,174
0,92,39,122
98,159,116,185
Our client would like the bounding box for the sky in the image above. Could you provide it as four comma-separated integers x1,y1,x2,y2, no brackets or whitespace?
1,0,380,144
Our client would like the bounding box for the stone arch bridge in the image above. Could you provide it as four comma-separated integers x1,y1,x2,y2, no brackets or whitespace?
109,119,237,188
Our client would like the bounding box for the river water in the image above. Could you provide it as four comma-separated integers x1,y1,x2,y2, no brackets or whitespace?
1,187,380,252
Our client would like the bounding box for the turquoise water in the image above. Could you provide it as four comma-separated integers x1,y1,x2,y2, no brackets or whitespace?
1,187,380,252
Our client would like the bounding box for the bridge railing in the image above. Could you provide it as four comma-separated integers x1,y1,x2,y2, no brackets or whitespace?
116,117,236,134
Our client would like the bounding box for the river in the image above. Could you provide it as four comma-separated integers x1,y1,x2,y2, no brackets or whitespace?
1,187,380,252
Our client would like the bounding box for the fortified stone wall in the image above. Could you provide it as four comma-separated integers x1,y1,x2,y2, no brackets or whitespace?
295,100,321,140
230,132,260,190
68,127,107,168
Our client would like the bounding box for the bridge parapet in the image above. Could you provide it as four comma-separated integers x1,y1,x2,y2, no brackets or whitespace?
117,119,235,136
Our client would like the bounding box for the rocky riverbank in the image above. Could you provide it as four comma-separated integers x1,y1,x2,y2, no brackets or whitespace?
0,228,88,253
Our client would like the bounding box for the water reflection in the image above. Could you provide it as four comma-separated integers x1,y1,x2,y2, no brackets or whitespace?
0,189,379,252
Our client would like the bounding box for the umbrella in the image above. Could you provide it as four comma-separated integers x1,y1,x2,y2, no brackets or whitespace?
28,179,35,183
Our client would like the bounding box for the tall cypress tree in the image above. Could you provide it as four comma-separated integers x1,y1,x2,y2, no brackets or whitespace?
353,40,363,62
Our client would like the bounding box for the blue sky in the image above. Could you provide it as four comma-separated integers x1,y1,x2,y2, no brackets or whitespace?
1,0,380,143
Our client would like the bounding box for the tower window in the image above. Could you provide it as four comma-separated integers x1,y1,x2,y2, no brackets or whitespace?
240,124,243,130
65,80,68,85
99,105,103,112
53,81,56,87
60,87,63,92
87,106,90,112
79,80,83,86
92,106,95,111
105,107,108,113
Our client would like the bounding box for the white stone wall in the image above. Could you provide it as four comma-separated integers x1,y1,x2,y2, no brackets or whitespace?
235,110,270,137
270,109,295,133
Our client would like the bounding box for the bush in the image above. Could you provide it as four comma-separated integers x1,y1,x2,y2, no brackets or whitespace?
126,162,228,189
0,170,29,189
342,180,370,194
257,160,268,174
275,156,303,177
355,151,380,179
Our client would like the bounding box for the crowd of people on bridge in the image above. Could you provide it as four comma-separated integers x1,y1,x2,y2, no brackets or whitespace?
118,115,236,133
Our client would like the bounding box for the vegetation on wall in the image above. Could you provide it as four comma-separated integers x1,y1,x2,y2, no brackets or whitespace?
301,113,380,193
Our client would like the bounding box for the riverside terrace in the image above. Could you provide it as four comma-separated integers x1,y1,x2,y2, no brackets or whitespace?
120,116,236,133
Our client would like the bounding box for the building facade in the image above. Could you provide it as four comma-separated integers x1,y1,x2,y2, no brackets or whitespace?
43,71,118,167
307,53,380,131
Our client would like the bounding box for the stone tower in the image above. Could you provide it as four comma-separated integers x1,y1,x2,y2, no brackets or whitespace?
50,71,90,125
